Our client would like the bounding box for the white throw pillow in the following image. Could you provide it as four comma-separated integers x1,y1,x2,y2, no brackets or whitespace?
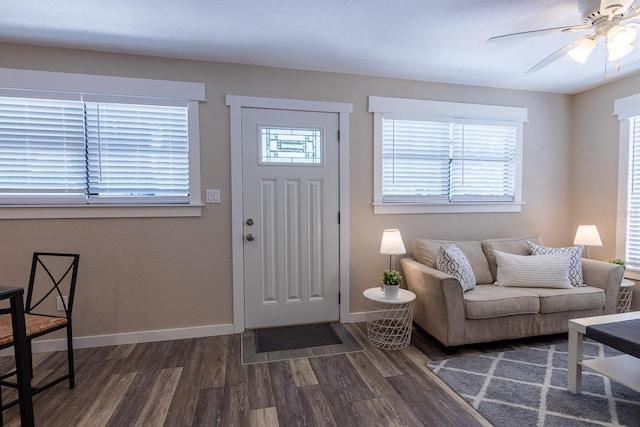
527,241,585,287
436,244,476,292
494,250,572,289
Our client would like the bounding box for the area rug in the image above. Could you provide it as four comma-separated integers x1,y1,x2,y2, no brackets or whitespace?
427,341,640,426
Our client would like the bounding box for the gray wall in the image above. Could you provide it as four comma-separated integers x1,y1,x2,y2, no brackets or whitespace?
572,73,640,310
0,42,579,337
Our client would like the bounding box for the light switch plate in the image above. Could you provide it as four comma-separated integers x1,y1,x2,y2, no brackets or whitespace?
206,189,221,203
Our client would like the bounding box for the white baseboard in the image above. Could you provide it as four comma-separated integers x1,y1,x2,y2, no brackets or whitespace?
0,323,234,356
344,311,367,323
1,314,367,356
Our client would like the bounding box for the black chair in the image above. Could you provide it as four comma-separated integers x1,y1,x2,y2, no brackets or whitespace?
0,252,80,411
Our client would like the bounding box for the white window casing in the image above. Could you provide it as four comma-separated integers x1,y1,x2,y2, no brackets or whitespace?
369,96,527,214
614,92,640,278
0,68,205,219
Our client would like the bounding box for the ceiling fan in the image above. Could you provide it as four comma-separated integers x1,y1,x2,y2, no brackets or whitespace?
488,0,640,73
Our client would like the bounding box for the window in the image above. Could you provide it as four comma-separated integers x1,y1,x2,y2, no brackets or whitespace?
614,92,640,275
624,117,640,270
369,96,527,214
0,97,189,204
259,126,323,165
0,68,204,218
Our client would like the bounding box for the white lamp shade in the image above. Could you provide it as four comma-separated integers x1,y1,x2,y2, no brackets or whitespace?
380,229,406,255
608,43,634,61
568,38,597,63
573,225,603,247
607,25,637,49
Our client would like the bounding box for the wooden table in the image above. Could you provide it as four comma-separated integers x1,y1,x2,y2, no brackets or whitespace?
0,286,34,426
568,311,640,394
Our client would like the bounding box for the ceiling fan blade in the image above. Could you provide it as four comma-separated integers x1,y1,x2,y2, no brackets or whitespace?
526,35,592,74
621,7,640,20
488,25,591,43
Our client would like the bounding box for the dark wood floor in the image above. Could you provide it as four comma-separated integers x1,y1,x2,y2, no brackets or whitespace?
0,323,567,426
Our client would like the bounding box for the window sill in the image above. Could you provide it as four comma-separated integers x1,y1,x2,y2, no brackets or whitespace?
373,201,524,214
0,204,203,219
623,268,640,281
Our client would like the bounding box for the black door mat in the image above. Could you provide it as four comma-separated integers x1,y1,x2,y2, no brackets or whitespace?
255,322,342,353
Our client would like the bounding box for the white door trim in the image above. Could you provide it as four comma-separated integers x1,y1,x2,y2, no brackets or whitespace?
226,95,352,333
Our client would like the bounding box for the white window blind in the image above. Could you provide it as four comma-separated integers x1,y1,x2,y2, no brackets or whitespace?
382,117,517,203
450,121,516,202
625,116,640,269
85,102,189,203
382,119,449,202
0,96,190,205
0,97,86,203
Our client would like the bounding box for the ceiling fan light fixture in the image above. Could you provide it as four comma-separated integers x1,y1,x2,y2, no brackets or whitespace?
608,43,634,60
568,38,598,62
607,25,637,48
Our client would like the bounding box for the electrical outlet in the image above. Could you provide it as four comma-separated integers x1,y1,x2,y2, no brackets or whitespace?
56,296,68,311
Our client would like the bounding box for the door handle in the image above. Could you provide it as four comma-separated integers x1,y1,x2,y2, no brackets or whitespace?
246,218,254,226
246,233,255,241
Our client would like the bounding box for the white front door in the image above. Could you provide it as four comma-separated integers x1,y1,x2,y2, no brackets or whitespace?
242,108,340,328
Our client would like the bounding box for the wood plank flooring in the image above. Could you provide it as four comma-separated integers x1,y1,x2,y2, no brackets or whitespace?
0,323,566,426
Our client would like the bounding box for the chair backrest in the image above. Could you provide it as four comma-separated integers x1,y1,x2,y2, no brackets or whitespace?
25,252,80,319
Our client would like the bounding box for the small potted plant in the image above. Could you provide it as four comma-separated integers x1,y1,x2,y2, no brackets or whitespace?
381,269,402,299
606,258,627,270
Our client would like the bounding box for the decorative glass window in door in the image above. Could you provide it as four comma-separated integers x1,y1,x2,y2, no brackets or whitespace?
259,126,323,165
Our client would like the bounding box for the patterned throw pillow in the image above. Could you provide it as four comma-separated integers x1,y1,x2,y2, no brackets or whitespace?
436,244,476,292
527,241,585,287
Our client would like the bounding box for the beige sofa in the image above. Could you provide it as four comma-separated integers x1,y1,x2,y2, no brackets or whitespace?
400,236,624,347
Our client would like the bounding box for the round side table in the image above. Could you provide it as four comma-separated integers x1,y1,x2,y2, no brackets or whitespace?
363,287,416,350
617,279,635,313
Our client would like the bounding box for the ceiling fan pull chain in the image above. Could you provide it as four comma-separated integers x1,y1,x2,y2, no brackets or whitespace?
603,43,608,80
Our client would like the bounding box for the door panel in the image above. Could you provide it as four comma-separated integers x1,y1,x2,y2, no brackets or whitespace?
242,108,340,328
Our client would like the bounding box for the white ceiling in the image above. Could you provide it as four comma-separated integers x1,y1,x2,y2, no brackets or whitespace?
2,0,640,94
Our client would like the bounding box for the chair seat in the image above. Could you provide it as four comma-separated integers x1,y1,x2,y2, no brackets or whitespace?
0,314,68,346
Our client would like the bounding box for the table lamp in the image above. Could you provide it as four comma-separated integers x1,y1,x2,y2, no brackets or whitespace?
380,229,406,270
573,224,602,259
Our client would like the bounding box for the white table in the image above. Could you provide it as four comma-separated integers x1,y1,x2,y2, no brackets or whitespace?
568,311,640,394
617,278,635,313
363,287,415,350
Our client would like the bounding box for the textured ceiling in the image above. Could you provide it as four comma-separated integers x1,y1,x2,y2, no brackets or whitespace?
2,0,640,94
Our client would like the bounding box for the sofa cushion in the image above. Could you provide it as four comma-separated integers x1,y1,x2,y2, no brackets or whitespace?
527,241,585,287
522,286,605,313
494,250,573,289
413,238,493,284
464,284,540,319
482,235,543,281
436,244,476,292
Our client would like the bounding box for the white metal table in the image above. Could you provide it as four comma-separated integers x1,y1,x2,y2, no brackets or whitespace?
617,278,635,313
363,287,416,350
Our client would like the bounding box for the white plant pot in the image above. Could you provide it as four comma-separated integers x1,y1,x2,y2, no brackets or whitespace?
384,284,399,299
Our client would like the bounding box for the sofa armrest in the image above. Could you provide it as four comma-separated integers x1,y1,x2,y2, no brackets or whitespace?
581,258,624,314
400,257,466,346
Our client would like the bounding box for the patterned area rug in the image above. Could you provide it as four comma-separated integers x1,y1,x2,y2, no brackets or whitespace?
427,341,640,426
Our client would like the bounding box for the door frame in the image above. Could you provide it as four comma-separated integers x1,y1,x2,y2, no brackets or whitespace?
226,95,352,333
